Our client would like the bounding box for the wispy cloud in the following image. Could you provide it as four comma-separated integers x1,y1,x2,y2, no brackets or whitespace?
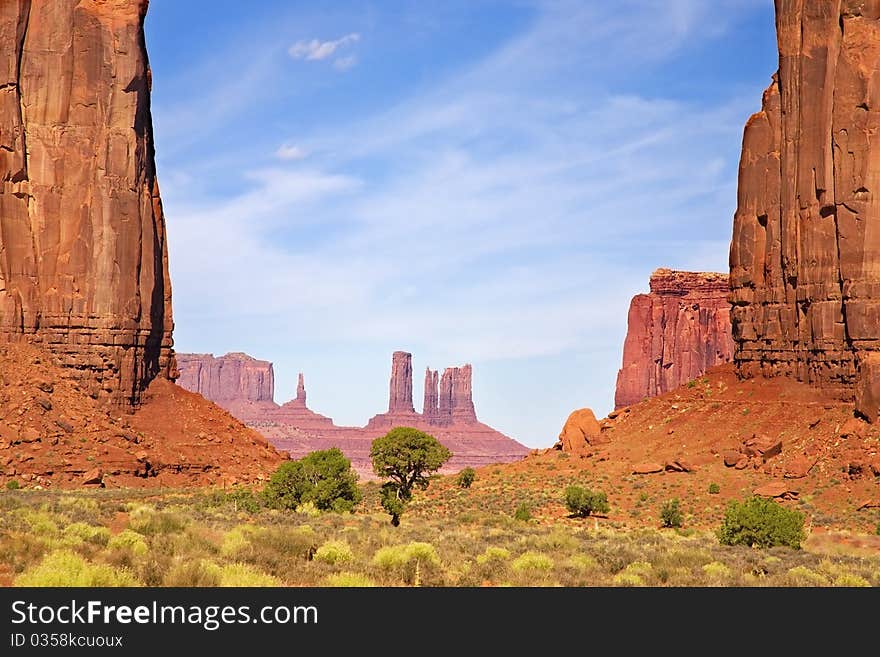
333,55,358,72
275,144,308,160
157,0,771,445
289,33,360,64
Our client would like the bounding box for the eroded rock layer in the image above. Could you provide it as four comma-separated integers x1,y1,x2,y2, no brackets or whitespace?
615,269,734,408
0,0,175,405
730,0,880,418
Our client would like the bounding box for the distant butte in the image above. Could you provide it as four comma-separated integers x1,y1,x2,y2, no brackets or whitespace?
614,269,734,408
176,351,531,476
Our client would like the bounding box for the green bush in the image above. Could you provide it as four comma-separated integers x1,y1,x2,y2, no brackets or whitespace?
108,529,149,555
708,483,720,495
314,540,353,565
513,502,532,522
262,448,362,513
6,480,20,490
15,550,139,587
564,486,609,517
511,551,553,573
660,498,683,528
717,496,805,549
456,467,476,489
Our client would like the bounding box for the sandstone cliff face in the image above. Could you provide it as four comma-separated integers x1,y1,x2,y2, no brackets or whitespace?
730,0,880,418
0,0,175,405
615,269,734,408
176,353,274,404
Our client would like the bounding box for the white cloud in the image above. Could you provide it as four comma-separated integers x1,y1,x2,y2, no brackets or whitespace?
333,56,357,72
275,144,308,160
159,0,769,445
289,33,360,61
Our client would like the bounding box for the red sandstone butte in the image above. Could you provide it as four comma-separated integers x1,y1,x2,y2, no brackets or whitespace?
614,269,733,408
0,0,174,405
729,0,880,419
176,351,530,477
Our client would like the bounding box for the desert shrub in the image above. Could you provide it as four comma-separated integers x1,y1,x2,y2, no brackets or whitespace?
456,468,476,489
513,502,532,522
6,480,20,490
717,496,805,549
61,522,110,547
324,572,376,587
511,551,553,573
564,486,609,517
612,561,652,587
263,448,362,513
164,559,222,587
21,510,60,537
15,550,139,587
238,527,318,576
833,573,870,587
222,487,263,513
314,540,353,565
372,542,441,585
565,554,598,572
130,509,186,536
702,561,732,581
876,522,880,536
660,498,684,528
708,483,721,495
218,563,281,587
786,566,829,587
538,529,578,552
220,525,263,557
107,529,148,556
476,547,511,566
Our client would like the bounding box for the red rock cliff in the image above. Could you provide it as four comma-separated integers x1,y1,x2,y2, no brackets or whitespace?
729,0,880,418
0,0,175,405
176,352,274,404
615,269,733,408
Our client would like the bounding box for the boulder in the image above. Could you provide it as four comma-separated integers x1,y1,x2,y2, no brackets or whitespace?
556,408,604,453
632,461,664,474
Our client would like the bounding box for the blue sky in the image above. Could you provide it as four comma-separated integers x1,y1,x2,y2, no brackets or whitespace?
145,0,777,448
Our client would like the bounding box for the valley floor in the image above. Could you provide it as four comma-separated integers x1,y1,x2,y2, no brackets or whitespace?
1,486,877,587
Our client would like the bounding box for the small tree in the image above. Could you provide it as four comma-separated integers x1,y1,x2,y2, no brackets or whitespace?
370,427,451,526
456,467,476,489
660,498,683,528
564,485,610,518
262,448,361,513
717,496,805,549
708,483,720,495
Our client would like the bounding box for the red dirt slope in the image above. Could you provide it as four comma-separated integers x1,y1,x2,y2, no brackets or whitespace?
0,344,282,489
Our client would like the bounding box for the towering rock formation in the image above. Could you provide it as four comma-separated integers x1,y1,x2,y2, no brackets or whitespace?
176,353,274,404
438,368,454,425
423,368,439,423
729,0,880,418
451,364,478,423
177,350,529,476
615,269,734,408
0,0,175,405
388,351,415,414
288,372,306,407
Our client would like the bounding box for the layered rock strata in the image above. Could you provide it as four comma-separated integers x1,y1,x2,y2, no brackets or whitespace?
614,269,734,408
729,0,880,419
0,0,175,405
